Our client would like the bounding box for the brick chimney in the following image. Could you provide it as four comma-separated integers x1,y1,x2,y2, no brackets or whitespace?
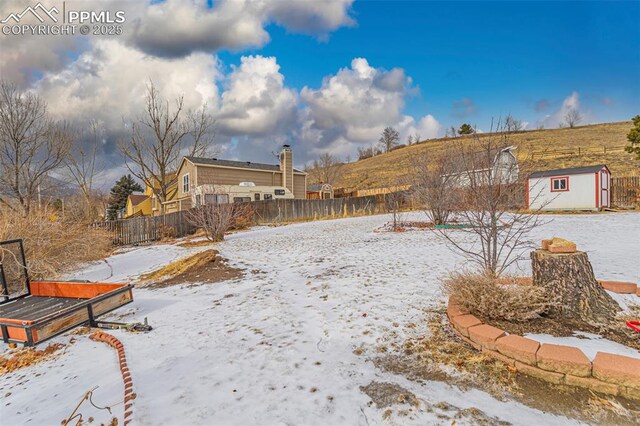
280,144,294,192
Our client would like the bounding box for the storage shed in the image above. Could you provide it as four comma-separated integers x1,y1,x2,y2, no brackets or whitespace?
527,164,611,211
307,183,334,200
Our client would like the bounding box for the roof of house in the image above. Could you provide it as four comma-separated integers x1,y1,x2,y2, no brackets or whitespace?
529,164,608,179
128,193,149,206
307,183,332,192
184,156,306,173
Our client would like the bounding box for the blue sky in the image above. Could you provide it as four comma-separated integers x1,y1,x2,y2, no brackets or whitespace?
4,0,638,174
220,0,640,131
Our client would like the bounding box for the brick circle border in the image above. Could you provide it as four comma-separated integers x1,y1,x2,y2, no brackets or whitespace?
446,278,640,401
90,331,135,425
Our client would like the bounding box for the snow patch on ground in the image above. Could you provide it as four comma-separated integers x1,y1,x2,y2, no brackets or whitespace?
1,212,638,425
525,331,640,361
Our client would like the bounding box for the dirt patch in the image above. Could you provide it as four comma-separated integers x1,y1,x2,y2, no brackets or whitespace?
374,221,435,233
361,381,511,424
373,310,640,425
176,240,217,248
140,250,244,287
360,382,419,408
0,343,65,375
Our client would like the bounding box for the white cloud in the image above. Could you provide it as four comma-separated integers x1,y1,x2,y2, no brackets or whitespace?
299,58,441,158
0,0,354,86
126,0,354,57
540,91,584,128
217,56,297,137
35,39,221,129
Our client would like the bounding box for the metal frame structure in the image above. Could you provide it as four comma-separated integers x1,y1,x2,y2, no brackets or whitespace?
0,238,30,302
0,238,134,346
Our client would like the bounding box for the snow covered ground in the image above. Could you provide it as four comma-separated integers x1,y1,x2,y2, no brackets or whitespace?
1,212,638,425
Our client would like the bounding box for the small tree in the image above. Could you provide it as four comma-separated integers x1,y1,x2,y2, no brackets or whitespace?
624,115,640,160
411,150,459,225
107,175,143,220
308,153,344,185
185,201,252,242
378,127,399,153
0,80,72,216
563,108,582,128
384,187,406,231
458,123,475,135
406,135,414,145
65,120,104,222
436,124,546,277
504,115,524,132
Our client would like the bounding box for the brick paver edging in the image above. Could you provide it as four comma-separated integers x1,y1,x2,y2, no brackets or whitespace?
446,298,640,401
90,331,135,425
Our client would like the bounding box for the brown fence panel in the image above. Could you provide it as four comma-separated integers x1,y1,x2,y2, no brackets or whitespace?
611,176,640,208
97,195,394,246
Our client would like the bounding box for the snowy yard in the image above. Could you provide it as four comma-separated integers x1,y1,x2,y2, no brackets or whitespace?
1,212,639,425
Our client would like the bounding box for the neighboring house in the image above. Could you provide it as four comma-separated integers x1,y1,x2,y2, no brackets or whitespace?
446,145,519,187
146,173,178,216
124,193,151,218
307,183,334,199
527,164,611,211
167,145,307,212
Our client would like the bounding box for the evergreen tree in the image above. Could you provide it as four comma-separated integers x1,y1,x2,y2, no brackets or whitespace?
107,174,143,220
458,123,475,135
625,115,640,160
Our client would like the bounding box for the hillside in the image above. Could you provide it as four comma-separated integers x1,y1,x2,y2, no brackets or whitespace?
336,121,639,191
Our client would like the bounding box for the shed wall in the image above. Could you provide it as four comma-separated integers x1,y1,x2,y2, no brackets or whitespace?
528,173,597,210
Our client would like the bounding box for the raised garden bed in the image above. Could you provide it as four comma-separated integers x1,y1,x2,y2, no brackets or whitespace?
446,288,640,401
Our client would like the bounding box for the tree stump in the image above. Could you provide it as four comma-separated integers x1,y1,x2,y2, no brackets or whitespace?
531,250,620,324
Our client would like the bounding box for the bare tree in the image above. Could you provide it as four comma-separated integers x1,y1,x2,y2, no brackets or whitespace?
119,81,215,213
411,149,459,225
0,81,72,216
65,120,104,221
185,201,252,242
406,133,421,145
385,188,406,231
504,114,524,132
308,153,344,185
378,126,399,153
357,146,376,160
563,108,582,128
406,135,414,145
436,123,547,277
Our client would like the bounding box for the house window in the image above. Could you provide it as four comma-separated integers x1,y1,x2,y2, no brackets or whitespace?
233,197,251,203
264,194,273,200
254,193,261,201
274,189,285,196
551,176,569,192
182,174,190,193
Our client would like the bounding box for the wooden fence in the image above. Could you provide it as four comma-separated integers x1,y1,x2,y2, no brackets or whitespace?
95,210,196,246
97,195,391,246
611,176,640,208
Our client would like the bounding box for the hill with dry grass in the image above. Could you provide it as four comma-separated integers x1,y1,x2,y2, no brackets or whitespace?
336,121,639,191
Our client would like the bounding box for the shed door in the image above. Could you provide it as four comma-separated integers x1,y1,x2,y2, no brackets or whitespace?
600,171,609,208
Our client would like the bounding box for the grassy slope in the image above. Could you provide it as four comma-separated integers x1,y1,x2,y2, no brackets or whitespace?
336,121,639,191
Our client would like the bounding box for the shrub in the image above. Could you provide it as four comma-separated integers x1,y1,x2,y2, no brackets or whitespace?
0,209,111,293
443,271,556,322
